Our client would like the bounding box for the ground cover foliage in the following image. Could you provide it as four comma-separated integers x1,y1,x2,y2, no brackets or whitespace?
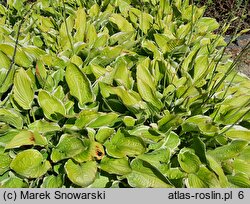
0,0,250,188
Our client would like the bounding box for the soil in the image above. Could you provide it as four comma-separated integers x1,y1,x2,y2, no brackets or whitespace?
224,34,250,77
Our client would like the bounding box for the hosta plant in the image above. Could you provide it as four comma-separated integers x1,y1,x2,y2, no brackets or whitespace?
0,0,249,188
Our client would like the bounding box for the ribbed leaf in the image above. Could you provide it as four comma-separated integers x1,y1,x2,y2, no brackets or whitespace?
10,149,51,178
5,130,47,150
65,63,94,107
0,43,32,67
38,90,66,121
13,68,34,110
125,159,173,188
65,159,97,187
0,109,23,129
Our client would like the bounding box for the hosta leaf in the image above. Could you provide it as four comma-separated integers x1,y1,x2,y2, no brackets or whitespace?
13,68,34,110
75,110,99,128
227,173,250,188
65,159,97,187
65,63,94,107
28,120,61,133
207,155,228,187
187,166,220,188
0,130,19,147
221,125,250,141
238,146,250,162
5,130,47,150
86,23,97,46
88,175,109,188
187,173,207,188
152,131,181,151
113,59,133,89
123,116,136,127
22,46,46,60
233,159,250,177
196,17,220,33
109,13,134,32
0,50,10,69
41,175,63,188
182,115,219,136
0,67,15,93
193,55,209,82
59,15,74,50
207,140,248,161
74,8,86,42
38,90,66,121
125,159,173,188
0,109,23,129
105,129,146,158
100,156,132,175
0,43,32,67
10,149,51,178
95,127,114,144
137,148,170,173
0,177,28,188
0,153,12,175
178,148,201,173
136,58,163,109
88,112,119,128
128,125,162,143
73,140,105,162
165,168,185,180
51,134,85,163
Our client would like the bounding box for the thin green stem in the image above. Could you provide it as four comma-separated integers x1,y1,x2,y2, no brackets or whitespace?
61,0,74,54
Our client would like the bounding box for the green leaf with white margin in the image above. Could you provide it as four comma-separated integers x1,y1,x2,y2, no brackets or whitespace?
73,140,105,162
220,125,250,141
0,67,15,94
65,159,97,187
109,13,134,32
136,58,163,109
0,43,32,68
28,120,61,134
41,175,63,188
65,63,94,107
0,50,10,69
105,129,146,158
196,17,220,33
0,177,28,188
233,159,250,177
95,127,114,144
178,148,201,173
100,156,132,175
186,166,220,188
13,68,34,110
182,115,219,136
125,159,173,188
74,8,86,43
186,173,207,188
129,125,163,143
238,146,250,162
5,130,47,150
207,140,248,161
0,109,23,129
138,148,170,172
10,149,51,178
51,134,86,163
38,90,66,121
88,175,109,188
88,112,119,128
193,55,209,84
0,153,12,175
207,155,229,187
227,173,250,188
